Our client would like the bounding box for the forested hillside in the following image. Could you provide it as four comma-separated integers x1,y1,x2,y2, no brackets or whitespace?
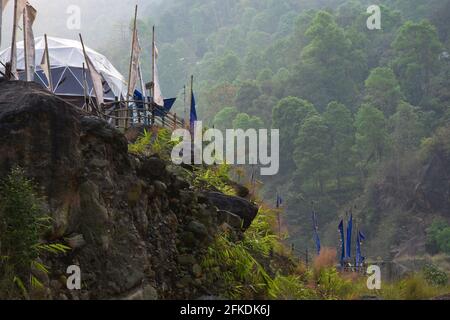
102,0,450,265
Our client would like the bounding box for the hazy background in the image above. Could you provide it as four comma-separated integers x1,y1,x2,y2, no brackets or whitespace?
1,0,157,50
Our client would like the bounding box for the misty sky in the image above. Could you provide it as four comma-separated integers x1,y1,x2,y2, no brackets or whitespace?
1,0,158,51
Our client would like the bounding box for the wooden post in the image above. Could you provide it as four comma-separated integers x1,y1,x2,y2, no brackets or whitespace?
151,104,155,126
23,6,28,81
152,25,155,103
125,5,138,130
114,97,119,128
127,5,138,103
183,85,187,126
82,62,87,111
173,113,177,131
79,34,92,111
150,25,156,127
305,247,309,267
10,0,18,79
277,210,281,239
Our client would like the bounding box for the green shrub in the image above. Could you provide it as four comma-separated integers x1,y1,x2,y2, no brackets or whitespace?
400,275,435,300
315,268,354,300
193,164,236,195
0,167,69,298
202,234,275,299
129,128,178,159
202,205,284,299
268,275,317,300
423,264,449,287
426,219,450,255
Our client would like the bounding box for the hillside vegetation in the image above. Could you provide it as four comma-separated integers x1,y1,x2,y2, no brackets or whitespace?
97,0,450,268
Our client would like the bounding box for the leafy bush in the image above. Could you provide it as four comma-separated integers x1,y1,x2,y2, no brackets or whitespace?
315,267,354,300
423,264,448,287
0,167,69,298
202,204,287,299
129,128,178,159
202,234,276,299
193,164,236,195
426,219,450,255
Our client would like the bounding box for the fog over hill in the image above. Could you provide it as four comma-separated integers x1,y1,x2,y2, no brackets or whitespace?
0,0,159,51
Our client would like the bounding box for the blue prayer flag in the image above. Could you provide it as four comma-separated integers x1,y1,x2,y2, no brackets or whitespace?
312,211,321,255
190,91,198,131
276,194,283,208
346,214,353,259
356,230,366,267
338,219,345,265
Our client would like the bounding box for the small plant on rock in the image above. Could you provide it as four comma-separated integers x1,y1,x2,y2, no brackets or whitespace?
0,167,69,299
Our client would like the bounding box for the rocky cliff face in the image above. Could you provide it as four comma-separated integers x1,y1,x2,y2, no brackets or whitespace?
0,80,258,300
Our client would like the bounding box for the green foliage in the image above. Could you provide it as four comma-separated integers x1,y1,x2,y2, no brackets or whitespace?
389,102,424,155
423,264,449,287
355,104,388,167
272,97,317,172
232,113,264,130
294,115,331,192
202,205,288,299
392,20,443,105
128,129,152,155
289,10,365,109
268,275,317,300
193,164,236,196
235,81,261,113
426,219,450,255
109,0,450,290
399,275,442,300
0,167,69,298
315,268,354,300
129,128,178,160
323,102,356,189
213,107,238,130
202,220,276,300
364,67,403,116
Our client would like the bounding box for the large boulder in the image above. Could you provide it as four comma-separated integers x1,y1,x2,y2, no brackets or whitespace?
205,192,259,230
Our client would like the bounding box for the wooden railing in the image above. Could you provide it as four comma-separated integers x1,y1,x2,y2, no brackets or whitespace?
95,99,185,131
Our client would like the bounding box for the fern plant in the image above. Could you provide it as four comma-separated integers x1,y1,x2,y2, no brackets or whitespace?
0,167,70,299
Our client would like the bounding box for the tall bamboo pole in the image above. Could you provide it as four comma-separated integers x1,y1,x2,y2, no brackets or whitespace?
22,6,28,81
10,0,18,79
151,25,155,103
125,5,138,129
127,4,138,103
183,85,186,126
189,75,194,127
149,25,156,125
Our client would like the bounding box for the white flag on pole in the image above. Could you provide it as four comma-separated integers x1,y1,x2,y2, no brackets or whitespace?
23,3,37,81
40,35,52,91
138,60,146,100
80,34,104,106
127,28,141,98
86,54,104,106
0,0,11,49
153,41,164,107
10,0,27,78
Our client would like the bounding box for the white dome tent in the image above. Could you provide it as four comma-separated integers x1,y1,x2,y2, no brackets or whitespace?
0,36,127,104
